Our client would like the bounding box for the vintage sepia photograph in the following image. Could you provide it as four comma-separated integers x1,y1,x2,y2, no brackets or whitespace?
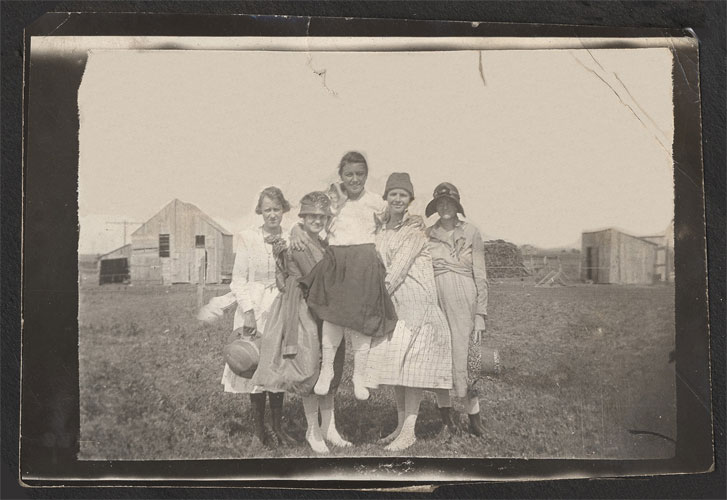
66,38,682,462
21,13,715,482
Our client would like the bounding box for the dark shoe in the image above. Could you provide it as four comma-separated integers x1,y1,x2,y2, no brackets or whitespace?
250,393,270,447
438,406,461,439
268,392,299,446
468,412,485,437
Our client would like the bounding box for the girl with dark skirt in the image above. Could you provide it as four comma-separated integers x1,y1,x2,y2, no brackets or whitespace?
293,152,398,401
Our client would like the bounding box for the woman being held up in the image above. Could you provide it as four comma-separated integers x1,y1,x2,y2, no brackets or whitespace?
251,192,349,454
425,182,489,437
294,152,398,402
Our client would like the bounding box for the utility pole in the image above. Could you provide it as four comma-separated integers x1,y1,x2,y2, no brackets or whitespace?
105,221,144,246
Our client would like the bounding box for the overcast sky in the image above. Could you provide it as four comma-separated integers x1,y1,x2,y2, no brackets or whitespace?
78,47,674,254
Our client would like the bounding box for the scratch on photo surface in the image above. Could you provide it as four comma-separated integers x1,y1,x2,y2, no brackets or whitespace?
627,429,676,443
47,13,73,36
612,72,668,138
304,19,338,97
478,51,487,87
306,53,339,96
570,52,681,175
667,37,696,95
675,368,710,412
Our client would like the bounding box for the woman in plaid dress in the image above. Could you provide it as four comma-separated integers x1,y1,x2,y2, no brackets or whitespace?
365,173,453,451
425,182,488,437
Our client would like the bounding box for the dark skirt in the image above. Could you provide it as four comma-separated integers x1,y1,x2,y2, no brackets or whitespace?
299,244,398,338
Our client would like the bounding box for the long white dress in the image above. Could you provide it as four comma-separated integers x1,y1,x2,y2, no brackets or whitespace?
221,226,286,394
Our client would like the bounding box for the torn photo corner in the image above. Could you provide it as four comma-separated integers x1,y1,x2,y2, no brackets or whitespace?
21,14,712,485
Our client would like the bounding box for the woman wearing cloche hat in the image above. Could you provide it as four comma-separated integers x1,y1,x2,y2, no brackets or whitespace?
425,182,489,438
251,191,348,454
364,173,454,451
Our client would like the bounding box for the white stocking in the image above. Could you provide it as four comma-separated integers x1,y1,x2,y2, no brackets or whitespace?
347,329,372,400
314,322,344,396
386,387,422,451
302,395,328,454
319,394,351,447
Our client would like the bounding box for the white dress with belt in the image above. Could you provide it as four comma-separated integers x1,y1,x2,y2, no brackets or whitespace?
221,226,286,394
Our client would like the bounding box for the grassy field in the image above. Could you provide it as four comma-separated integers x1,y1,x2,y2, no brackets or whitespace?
79,280,675,460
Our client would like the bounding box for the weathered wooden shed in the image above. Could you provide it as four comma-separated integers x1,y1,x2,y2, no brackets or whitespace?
130,199,234,285
639,219,675,282
581,228,658,284
98,244,132,284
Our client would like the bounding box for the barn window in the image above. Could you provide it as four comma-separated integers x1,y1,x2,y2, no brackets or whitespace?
195,235,205,248
159,234,170,257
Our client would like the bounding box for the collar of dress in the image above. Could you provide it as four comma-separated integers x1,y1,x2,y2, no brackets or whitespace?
376,209,414,232
429,219,468,247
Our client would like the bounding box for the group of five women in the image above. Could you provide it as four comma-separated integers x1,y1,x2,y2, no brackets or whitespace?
219,151,489,453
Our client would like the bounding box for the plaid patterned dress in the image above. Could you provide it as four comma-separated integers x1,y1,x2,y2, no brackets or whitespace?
365,219,453,389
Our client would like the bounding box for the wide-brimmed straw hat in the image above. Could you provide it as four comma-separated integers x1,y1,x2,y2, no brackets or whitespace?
298,191,333,217
224,329,260,378
425,182,465,218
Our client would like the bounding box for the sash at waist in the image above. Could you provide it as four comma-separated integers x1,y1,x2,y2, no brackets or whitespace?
432,259,472,277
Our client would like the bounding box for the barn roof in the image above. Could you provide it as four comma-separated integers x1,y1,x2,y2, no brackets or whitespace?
98,243,132,259
133,199,232,236
582,227,659,245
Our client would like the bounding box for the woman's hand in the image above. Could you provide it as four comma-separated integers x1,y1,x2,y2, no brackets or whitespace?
243,310,257,332
289,223,306,252
473,314,486,343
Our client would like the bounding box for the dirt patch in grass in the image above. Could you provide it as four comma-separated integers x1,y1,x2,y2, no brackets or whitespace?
79,282,675,460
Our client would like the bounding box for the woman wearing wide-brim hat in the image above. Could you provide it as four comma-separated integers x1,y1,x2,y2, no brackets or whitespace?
251,191,348,454
425,182,489,437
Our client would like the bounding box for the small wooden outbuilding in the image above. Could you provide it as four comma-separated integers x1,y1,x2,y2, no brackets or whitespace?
98,244,132,284
581,228,658,284
130,199,234,285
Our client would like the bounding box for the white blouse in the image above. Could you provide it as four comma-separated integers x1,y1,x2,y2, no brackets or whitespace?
328,190,386,246
229,226,285,314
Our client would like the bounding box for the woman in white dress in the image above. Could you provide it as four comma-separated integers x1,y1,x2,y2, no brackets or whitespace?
222,186,297,448
365,173,454,451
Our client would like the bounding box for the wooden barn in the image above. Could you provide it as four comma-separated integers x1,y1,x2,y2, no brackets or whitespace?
639,219,675,282
98,244,132,284
581,228,658,284
130,199,234,285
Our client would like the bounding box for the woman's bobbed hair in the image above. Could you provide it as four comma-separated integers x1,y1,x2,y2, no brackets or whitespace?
255,186,291,214
337,151,369,176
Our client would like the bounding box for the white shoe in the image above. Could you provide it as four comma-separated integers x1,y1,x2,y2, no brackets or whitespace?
325,427,352,448
353,383,370,401
305,426,329,454
314,368,333,396
385,419,416,451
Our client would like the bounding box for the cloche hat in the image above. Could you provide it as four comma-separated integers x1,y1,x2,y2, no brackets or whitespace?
383,172,415,201
298,191,333,217
425,182,465,218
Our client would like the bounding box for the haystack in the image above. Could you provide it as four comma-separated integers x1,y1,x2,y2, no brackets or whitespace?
483,239,529,278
